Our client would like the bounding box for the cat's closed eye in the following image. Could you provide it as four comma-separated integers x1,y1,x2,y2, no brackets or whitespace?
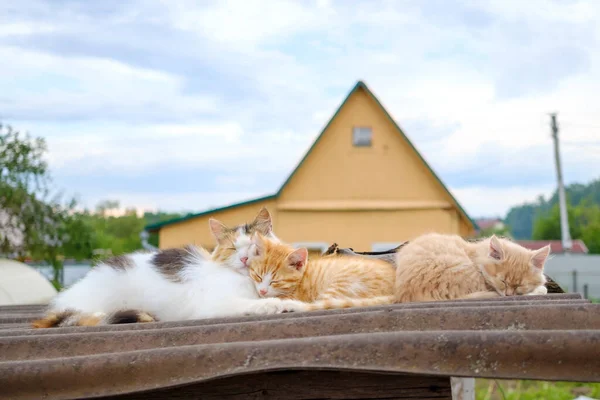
250,271,262,282
514,286,527,295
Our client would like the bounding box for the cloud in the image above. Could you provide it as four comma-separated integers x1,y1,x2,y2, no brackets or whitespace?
79,190,273,216
1,0,599,217
0,45,218,122
451,184,556,218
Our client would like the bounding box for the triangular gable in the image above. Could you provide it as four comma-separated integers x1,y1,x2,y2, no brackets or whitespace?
146,81,477,232
276,80,477,231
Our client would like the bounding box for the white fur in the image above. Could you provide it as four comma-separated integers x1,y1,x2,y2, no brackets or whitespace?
526,285,548,296
50,248,306,321
213,229,280,276
256,272,274,297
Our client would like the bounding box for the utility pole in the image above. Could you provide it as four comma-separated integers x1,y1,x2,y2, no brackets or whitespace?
550,113,572,252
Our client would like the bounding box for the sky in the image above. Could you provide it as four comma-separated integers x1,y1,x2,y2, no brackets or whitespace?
1,0,599,218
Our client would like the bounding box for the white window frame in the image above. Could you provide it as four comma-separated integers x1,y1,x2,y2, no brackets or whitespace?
371,242,404,252
352,126,372,147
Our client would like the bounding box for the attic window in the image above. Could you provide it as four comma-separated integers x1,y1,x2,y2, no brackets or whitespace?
352,126,372,147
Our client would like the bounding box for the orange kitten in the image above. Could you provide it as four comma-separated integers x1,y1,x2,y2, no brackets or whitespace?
247,234,396,311
394,233,550,303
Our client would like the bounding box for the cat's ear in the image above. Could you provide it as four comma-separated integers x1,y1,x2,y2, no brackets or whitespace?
250,232,266,256
489,235,504,261
531,245,550,270
253,207,273,236
287,248,308,272
209,219,228,244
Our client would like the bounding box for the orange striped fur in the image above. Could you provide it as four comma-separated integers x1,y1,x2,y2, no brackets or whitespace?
247,234,395,311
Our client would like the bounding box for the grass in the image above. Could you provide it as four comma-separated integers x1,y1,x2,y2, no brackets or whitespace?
476,379,600,400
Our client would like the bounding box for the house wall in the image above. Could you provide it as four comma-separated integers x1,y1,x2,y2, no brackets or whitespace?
276,208,461,251
278,87,453,205
159,205,463,254
158,199,277,249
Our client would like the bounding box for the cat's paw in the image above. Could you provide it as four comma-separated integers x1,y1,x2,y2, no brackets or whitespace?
245,298,288,315
525,285,548,296
246,299,307,315
278,299,308,313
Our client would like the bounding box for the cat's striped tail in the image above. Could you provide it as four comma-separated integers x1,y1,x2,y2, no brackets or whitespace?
31,309,157,329
305,295,394,311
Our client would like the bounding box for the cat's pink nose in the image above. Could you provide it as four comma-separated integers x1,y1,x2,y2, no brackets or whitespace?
240,257,248,266
259,289,267,296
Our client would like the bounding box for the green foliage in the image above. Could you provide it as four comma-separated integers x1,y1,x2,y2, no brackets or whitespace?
88,201,145,255
0,123,185,287
505,200,546,240
0,123,94,288
476,379,600,400
532,204,574,241
533,200,600,253
505,178,600,242
56,202,184,260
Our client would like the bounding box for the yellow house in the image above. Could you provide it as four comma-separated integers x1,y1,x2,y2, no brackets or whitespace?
146,81,477,254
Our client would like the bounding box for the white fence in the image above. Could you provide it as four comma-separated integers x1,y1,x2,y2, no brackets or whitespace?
545,254,600,299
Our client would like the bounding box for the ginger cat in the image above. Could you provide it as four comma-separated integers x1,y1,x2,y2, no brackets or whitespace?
247,233,396,311
394,233,550,303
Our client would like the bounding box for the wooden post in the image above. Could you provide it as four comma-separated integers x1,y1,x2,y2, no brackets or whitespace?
451,377,475,400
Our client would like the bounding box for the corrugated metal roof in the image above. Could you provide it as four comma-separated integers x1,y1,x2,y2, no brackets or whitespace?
0,294,599,399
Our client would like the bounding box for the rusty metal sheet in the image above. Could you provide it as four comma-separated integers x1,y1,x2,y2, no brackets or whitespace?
0,293,598,400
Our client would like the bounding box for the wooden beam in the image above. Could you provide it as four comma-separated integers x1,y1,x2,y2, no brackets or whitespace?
107,370,452,400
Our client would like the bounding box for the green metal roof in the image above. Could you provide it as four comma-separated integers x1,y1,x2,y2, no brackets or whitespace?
145,194,277,232
145,81,477,232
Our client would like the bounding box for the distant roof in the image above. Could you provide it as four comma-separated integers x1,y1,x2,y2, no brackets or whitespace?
1,293,599,399
145,194,276,231
146,81,477,232
474,218,504,231
516,239,589,254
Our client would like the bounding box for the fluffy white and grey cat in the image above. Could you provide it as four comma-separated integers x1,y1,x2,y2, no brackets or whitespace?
33,208,305,328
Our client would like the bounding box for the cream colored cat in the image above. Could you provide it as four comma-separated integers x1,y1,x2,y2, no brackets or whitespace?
394,233,550,303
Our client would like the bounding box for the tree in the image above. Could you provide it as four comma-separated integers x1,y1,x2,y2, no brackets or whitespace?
0,123,93,289
0,124,47,254
532,200,600,254
95,200,120,217
506,178,600,239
